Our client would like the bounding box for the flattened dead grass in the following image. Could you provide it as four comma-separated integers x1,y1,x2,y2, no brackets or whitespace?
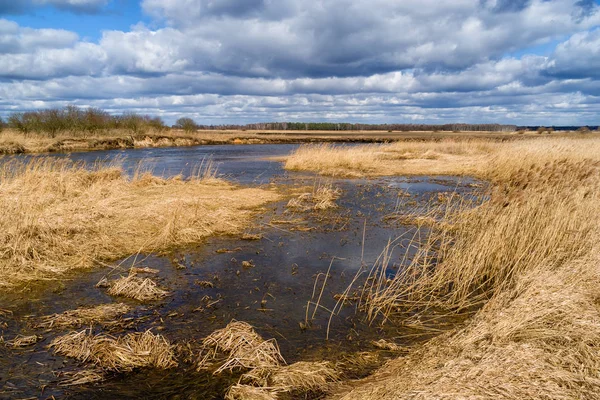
198,320,284,374
37,303,131,329
50,329,177,372
241,361,339,392
287,183,341,211
0,158,280,287
107,274,168,301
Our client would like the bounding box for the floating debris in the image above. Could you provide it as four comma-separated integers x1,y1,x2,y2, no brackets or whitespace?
5,334,41,348
58,369,105,386
241,233,263,241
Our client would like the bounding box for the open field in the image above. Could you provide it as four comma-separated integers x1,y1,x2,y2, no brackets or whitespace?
284,137,600,399
0,158,280,288
1,128,596,155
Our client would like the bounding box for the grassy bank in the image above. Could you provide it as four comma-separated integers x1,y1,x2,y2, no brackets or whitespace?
0,158,280,288
1,128,589,155
284,138,600,399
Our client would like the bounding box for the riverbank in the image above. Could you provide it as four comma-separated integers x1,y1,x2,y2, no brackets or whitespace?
283,138,600,399
0,128,589,155
0,158,280,288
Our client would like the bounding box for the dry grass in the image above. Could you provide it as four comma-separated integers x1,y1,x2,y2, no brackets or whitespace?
59,369,105,386
37,303,131,329
107,274,168,301
50,329,177,372
287,182,341,211
0,158,280,287
241,361,339,392
4,334,41,348
290,137,600,399
226,385,280,400
284,138,598,179
198,320,285,374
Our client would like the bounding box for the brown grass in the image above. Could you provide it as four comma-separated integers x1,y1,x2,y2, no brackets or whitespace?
225,385,280,400
107,274,168,302
50,329,177,372
59,369,105,386
241,361,339,392
198,320,285,374
4,334,41,347
287,182,341,211
37,303,131,329
289,137,600,399
0,158,280,287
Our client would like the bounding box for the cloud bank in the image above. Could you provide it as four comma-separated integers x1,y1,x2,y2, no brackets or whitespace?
1,0,599,125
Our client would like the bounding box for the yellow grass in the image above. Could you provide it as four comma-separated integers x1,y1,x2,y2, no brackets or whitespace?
50,329,177,372
107,273,168,302
288,138,600,399
198,320,285,374
0,158,280,287
287,182,341,211
37,303,131,329
241,361,339,392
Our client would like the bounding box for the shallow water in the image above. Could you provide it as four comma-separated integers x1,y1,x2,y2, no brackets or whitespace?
0,144,484,399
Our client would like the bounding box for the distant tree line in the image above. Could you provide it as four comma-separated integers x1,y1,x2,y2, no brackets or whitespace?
2,106,167,138
1,106,596,136
196,122,519,132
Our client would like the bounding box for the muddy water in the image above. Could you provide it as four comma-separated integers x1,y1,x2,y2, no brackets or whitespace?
0,144,484,399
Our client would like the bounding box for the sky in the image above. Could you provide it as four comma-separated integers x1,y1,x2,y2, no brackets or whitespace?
1,0,599,125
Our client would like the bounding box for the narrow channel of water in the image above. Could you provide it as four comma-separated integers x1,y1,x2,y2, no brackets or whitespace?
0,144,484,399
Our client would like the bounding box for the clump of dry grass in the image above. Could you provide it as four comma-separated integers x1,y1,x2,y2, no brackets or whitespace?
241,361,339,392
0,158,280,287
225,385,280,400
198,321,285,374
4,334,41,348
37,303,131,329
107,274,168,302
287,183,341,211
50,329,177,372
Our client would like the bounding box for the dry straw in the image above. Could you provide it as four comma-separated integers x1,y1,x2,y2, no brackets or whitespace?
107,274,169,301
37,303,131,329
50,329,177,372
197,320,284,374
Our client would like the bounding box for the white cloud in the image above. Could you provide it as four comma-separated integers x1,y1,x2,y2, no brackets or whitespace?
1,0,600,125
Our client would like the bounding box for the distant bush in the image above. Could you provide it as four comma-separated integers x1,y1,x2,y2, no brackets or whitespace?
536,127,554,135
577,126,591,134
6,107,167,137
174,117,199,133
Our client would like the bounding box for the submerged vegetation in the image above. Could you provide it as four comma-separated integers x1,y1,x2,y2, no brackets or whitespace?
287,137,600,399
0,158,280,287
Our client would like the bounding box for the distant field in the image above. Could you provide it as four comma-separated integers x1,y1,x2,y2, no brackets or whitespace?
1,127,595,155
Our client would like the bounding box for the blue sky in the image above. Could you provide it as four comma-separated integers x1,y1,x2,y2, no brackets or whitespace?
1,0,600,125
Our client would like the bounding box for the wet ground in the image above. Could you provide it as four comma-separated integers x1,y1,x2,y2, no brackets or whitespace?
0,144,485,399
